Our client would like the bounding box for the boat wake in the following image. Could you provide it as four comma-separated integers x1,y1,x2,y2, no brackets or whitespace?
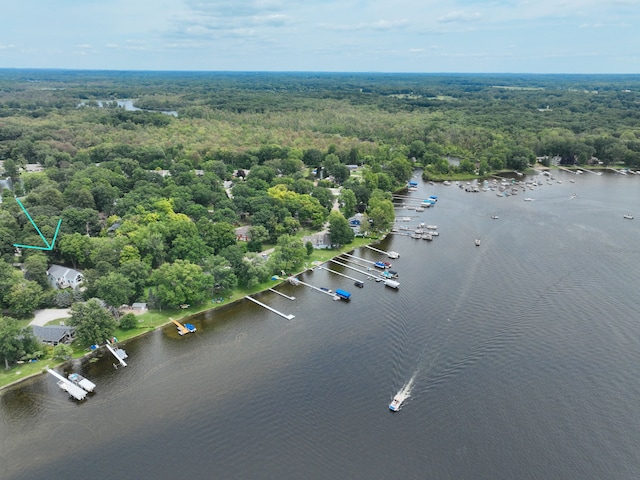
389,371,417,412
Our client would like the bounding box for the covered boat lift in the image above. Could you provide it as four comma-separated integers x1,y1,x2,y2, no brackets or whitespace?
47,368,87,401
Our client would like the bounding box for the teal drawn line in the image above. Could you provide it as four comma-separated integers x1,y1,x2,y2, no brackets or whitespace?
12,198,62,251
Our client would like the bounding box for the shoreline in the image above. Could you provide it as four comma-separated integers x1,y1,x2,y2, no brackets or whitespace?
0,237,381,394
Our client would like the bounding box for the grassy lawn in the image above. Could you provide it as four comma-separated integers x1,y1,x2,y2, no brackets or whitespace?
0,236,381,391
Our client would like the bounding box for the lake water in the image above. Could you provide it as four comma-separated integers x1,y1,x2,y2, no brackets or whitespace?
78,99,178,117
2,170,640,480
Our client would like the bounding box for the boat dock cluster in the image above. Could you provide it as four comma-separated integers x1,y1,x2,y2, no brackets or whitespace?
49,337,130,401
244,246,402,320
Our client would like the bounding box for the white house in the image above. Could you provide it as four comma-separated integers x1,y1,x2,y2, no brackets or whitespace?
47,265,84,289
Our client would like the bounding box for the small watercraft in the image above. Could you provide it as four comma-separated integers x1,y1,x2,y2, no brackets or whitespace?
389,394,403,411
475,239,481,246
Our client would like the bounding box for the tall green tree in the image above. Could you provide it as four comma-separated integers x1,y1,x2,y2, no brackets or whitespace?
69,299,117,346
0,316,40,369
149,260,214,308
328,211,355,247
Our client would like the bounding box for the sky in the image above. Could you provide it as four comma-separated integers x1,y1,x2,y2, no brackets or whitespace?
1,0,639,73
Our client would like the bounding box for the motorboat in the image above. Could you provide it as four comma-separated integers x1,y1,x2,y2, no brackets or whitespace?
389,395,403,411
475,239,481,246
623,214,634,219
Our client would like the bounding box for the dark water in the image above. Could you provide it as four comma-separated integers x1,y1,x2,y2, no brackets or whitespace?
2,171,640,480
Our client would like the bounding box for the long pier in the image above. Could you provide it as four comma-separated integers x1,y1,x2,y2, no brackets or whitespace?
292,279,339,298
245,295,295,320
342,252,377,266
330,258,377,278
47,368,87,401
318,266,363,283
268,288,295,300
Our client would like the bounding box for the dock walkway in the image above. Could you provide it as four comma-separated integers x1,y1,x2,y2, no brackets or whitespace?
268,288,295,300
245,296,295,320
171,318,190,335
106,342,128,367
318,266,363,283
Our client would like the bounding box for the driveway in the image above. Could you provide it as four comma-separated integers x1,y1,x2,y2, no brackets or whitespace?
29,308,71,327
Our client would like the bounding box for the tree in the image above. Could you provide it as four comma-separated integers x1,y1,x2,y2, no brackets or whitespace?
338,188,357,219
0,316,39,369
52,343,73,361
267,235,306,275
6,280,43,318
24,252,50,289
92,272,135,308
201,255,238,295
0,316,22,369
68,299,117,346
149,260,214,308
119,313,138,330
328,211,355,247
58,233,92,269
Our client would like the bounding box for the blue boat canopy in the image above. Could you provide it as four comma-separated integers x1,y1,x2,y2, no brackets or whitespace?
408,181,418,186
335,289,351,299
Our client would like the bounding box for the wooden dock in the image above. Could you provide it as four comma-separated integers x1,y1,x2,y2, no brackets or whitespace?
245,295,295,320
171,318,190,335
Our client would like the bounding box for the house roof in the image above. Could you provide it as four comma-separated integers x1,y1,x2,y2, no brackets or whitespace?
32,325,76,343
47,265,83,281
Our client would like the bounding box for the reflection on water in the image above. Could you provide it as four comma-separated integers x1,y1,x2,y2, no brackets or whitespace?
2,171,640,480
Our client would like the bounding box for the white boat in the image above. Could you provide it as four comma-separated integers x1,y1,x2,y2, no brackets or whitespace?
623,214,634,219
524,198,535,202
426,225,438,230
68,373,96,393
387,251,400,259
491,215,499,219
475,239,481,246
389,395,403,411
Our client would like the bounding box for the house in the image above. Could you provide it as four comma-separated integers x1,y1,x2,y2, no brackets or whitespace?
32,325,75,346
47,265,84,289
131,302,147,312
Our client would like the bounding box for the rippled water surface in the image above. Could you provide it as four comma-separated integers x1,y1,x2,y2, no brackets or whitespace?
2,171,640,479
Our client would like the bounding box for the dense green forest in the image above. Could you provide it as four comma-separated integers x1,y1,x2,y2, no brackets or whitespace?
1,70,640,364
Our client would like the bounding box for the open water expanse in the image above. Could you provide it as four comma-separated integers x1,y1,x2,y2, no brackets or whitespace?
1,170,640,479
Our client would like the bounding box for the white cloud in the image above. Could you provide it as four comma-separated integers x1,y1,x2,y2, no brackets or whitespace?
437,11,482,23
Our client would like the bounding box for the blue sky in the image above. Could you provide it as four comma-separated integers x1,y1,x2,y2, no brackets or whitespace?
1,0,639,73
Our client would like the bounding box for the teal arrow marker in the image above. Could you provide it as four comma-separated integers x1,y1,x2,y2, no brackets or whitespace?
13,198,62,251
